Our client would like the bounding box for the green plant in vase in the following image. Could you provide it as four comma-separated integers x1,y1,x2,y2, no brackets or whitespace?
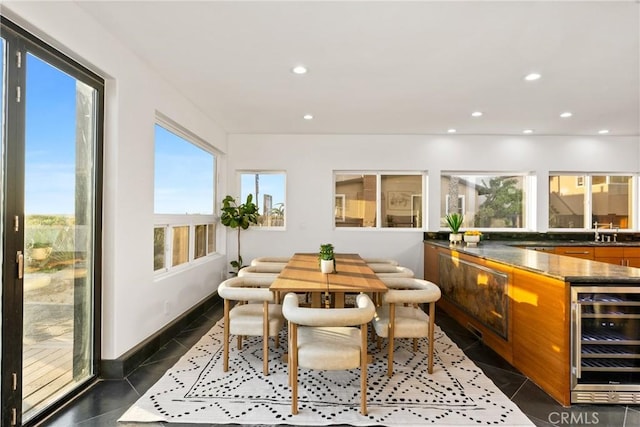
444,213,464,244
318,243,336,273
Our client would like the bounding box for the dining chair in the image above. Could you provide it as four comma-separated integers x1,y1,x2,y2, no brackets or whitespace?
217,276,284,375
370,264,415,278
372,277,441,376
282,292,375,415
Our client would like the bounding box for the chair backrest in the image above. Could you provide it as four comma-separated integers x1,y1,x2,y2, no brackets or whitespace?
218,276,278,303
371,265,414,277
379,277,441,304
363,258,399,266
282,293,375,327
250,256,290,266
237,265,283,277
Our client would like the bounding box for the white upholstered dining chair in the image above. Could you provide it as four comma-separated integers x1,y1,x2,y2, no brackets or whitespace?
372,277,441,376
282,292,376,415
217,276,284,376
237,264,283,278
363,257,399,266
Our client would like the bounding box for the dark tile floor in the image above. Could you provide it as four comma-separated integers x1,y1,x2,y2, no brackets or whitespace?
37,302,639,427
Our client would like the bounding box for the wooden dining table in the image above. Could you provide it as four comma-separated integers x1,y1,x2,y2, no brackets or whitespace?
270,253,388,307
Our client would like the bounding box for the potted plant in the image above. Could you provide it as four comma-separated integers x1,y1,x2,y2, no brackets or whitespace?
220,194,259,274
318,243,336,273
444,213,464,245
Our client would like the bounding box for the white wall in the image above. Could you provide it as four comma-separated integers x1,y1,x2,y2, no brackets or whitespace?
227,134,640,277
3,2,229,359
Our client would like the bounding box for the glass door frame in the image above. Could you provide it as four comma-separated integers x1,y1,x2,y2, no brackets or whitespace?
0,16,104,427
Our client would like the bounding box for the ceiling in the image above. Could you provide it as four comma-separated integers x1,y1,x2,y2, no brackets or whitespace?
76,0,639,136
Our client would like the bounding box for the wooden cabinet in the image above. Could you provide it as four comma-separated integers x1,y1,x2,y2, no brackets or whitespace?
424,242,440,284
554,246,594,260
594,246,624,265
594,246,640,267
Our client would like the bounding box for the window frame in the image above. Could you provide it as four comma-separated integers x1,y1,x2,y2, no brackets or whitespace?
333,171,427,230
440,171,534,231
153,114,220,276
549,173,636,230
238,170,287,230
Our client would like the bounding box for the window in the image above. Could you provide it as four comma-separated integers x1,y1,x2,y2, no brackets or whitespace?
549,174,633,229
154,120,217,273
441,173,529,229
334,173,424,228
240,172,286,227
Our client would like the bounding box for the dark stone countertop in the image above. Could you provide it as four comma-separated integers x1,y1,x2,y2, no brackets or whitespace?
425,239,640,284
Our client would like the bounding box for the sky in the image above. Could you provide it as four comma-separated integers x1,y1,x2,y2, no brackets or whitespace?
7,45,279,218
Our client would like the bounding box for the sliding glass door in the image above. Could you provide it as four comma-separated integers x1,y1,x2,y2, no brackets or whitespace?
1,18,103,426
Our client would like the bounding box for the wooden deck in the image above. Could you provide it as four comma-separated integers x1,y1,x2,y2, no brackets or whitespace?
23,343,74,415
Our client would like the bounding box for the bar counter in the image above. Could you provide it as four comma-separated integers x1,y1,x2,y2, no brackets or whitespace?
425,240,640,284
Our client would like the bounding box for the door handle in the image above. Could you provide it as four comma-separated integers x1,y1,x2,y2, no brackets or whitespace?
17,251,24,279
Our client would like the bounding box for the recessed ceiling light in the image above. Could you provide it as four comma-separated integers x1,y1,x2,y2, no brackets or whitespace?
560,112,573,118
303,114,313,120
523,129,534,134
471,111,483,117
292,65,307,74
598,129,610,134
447,129,457,133
524,73,541,81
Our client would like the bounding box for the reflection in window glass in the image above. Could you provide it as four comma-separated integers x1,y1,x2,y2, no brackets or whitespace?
381,175,423,228
549,175,585,228
207,223,216,253
441,174,527,229
592,175,632,229
194,224,206,259
240,172,286,227
154,227,166,271
549,174,632,229
335,174,377,227
172,226,189,266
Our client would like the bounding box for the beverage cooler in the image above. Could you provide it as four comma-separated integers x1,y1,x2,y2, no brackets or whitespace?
571,285,640,404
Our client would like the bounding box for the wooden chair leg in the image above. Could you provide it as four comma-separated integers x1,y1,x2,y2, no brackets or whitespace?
360,322,368,415
413,338,418,352
388,303,395,377
237,335,242,350
263,301,269,376
291,323,298,415
223,299,230,372
428,301,436,374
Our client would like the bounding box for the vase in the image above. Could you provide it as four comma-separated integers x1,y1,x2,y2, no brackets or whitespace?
464,234,480,246
320,259,335,273
449,233,462,245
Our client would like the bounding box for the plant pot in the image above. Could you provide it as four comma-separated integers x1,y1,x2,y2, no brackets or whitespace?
464,234,480,246
320,259,334,274
449,233,462,245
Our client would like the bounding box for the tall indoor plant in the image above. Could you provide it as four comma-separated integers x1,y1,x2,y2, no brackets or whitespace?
220,194,259,274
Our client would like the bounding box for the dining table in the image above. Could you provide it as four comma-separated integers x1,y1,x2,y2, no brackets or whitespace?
269,253,388,308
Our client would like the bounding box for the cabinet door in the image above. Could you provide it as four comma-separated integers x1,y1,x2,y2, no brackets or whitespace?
594,247,624,266
555,247,594,260
424,243,440,283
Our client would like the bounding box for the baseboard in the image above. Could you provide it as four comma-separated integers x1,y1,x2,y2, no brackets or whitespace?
100,292,222,379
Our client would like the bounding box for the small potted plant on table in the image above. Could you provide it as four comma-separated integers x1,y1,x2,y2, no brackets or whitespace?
445,213,464,245
464,230,482,247
318,243,336,273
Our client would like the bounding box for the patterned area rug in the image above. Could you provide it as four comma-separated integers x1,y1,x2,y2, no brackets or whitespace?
119,320,534,426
